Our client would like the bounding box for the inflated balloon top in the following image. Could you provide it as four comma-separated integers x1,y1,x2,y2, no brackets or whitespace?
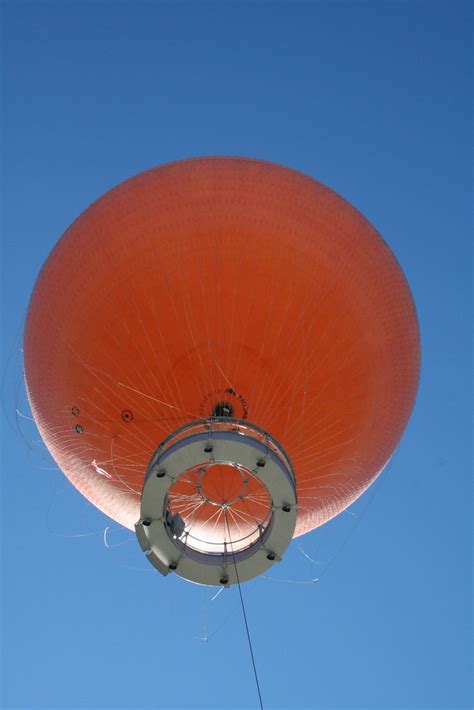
24,157,420,585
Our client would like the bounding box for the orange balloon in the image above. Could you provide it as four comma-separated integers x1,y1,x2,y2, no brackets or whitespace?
24,157,420,541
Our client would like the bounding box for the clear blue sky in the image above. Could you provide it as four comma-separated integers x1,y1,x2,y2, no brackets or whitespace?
1,2,472,709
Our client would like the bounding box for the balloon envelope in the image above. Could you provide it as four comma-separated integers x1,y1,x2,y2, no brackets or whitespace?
24,157,420,539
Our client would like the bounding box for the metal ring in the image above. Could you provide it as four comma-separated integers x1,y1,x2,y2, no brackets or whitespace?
135,418,297,586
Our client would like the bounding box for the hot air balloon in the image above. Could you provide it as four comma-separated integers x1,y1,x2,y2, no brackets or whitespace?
24,157,420,586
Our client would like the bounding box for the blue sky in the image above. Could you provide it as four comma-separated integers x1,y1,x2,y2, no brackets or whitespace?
1,2,472,709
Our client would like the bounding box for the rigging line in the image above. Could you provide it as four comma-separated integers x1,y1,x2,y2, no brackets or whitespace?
226,513,264,710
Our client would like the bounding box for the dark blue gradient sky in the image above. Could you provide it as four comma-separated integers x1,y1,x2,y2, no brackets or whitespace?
2,2,471,709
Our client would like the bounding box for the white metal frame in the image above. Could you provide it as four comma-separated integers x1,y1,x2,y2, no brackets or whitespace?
135,419,297,586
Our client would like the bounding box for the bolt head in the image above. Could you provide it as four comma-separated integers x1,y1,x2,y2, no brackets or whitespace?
266,552,276,561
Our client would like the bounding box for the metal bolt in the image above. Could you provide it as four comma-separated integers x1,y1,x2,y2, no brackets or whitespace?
204,445,213,453
257,459,266,468
220,576,228,585
156,468,166,478
266,552,276,561
282,504,291,512
142,519,152,527
169,562,178,570
75,424,83,434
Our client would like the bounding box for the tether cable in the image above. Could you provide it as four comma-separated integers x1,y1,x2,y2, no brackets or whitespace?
226,513,264,710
